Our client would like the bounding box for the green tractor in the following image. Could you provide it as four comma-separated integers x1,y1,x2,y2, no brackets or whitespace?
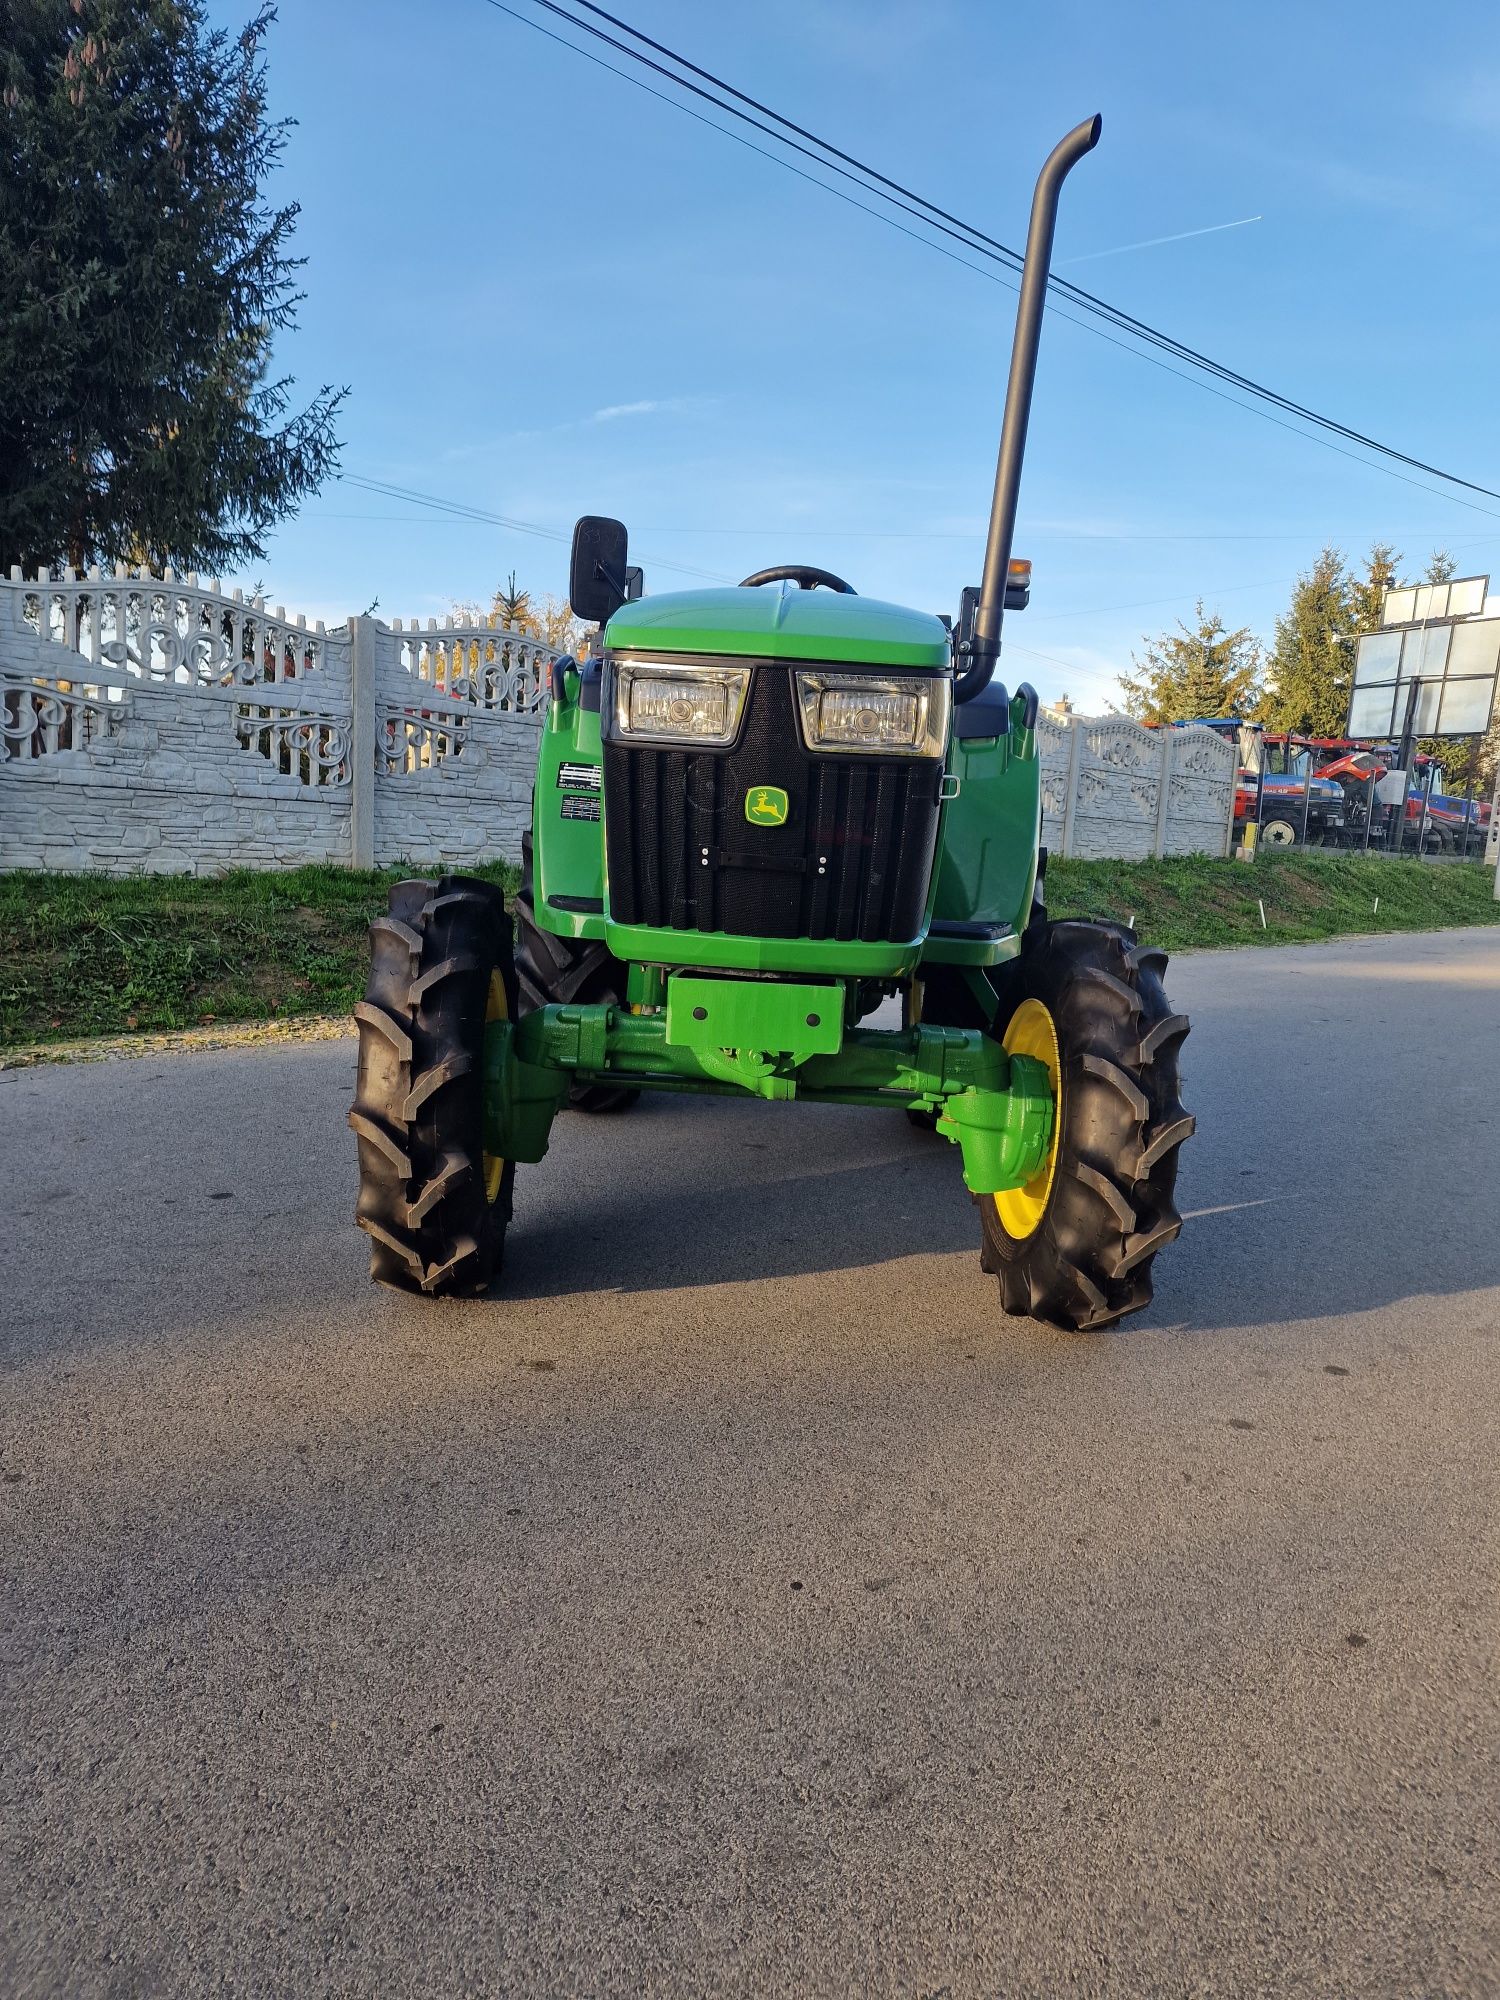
349,116,1193,1330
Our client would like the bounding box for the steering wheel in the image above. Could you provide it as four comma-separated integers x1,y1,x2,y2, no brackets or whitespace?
739,565,857,594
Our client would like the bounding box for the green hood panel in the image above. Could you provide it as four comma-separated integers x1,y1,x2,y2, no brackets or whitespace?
605,586,951,669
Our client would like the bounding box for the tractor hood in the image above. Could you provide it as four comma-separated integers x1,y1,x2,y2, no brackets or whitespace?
604,585,951,670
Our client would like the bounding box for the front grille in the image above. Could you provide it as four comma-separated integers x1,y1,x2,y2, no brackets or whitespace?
603,667,942,941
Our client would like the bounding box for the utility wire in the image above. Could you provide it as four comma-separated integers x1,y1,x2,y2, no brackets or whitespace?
338,471,1497,652
478,0,1500,523
485,0,1500,511
339,474,737,583
554,0,1498,495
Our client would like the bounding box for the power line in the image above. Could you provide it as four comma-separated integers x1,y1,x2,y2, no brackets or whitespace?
478,0,1500,523
553,0,1498,497
331,475,1496,683
339,474,736,583
484,0,1500,513
340,472,1498,609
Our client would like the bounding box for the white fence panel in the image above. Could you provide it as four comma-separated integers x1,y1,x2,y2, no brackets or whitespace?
0,570,552,875
0,570,1237,874
1164,721,1238,856
1040,712,1235,860
371,616,547,867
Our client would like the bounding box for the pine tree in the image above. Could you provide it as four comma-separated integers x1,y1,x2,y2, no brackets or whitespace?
486,573,587,654
1117,602,1263,725
0,2,343,574
493,572,533,630
1424,550,1456,584
1347,542,1401,635
1261,544,1354,736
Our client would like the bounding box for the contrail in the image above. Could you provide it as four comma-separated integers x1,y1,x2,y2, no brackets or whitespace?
1061,216,1263,265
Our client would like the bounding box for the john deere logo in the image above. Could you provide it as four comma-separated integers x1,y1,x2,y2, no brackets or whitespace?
745,785,789,827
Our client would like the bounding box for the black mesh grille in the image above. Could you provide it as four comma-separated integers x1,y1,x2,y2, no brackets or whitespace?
603,666,942,942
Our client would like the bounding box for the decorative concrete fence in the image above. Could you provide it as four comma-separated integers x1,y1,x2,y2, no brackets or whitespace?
0,567,556,873
0,567,1236,874
1038,712,1236,859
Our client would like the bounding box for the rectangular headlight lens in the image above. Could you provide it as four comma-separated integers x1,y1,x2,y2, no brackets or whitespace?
612,661,750,746
794,672,949,757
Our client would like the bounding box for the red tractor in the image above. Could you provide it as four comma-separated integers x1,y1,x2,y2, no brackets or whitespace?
1190,720,1492,855
1311,743,1490,855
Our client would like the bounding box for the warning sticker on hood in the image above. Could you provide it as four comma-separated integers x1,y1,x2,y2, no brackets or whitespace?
557,762,601,792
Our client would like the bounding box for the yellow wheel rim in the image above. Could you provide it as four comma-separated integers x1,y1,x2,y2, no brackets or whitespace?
993,997,1062,1241
482,970,508,1205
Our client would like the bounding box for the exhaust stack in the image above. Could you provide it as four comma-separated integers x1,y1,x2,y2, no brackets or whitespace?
956,114,1102,704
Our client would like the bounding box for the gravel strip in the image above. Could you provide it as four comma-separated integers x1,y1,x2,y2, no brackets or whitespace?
1,1013,354,1069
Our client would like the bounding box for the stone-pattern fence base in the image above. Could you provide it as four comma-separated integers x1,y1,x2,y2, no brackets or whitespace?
0,567,555,874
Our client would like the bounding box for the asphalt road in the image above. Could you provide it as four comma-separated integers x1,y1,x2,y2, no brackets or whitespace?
4,927,1499,1998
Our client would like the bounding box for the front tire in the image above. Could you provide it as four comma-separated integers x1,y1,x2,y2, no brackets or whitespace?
349,875,516,1296
979,920,1193,1331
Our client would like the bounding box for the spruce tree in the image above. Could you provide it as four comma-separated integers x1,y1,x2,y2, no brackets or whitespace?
1261,545,1354,736
493,572,534,630
0,1,343,574
1348,542,1402,635
1118,602,1263,725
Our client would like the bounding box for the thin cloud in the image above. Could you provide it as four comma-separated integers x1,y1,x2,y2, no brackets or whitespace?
437,396,719,460
1061,216,1263,266
591,396,715,424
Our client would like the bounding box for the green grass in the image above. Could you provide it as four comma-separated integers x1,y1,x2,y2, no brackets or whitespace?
0,851,1493,1047
1047,850,1499,953
0,861,517,1047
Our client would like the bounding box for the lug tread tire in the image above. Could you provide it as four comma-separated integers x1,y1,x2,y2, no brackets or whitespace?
1138,1112,1197,1176
514,826,640,1115
353,1000,414,1062
1139,1013,1191,1065
403,1053,474,1119
370,916,423,959
978,920,1192,1332
350,874,516,1296
1079,1052,1150,1123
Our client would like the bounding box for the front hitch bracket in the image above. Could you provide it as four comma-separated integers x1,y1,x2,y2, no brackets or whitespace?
487,993,1055,1191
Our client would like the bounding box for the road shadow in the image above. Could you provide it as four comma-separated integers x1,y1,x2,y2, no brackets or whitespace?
502,1099,977,1301
497,1084,1500,1335
8,997,1499,1362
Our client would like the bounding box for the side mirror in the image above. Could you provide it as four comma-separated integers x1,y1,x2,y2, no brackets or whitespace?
569,515,630,625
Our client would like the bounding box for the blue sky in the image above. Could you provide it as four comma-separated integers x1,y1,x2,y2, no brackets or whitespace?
222,0,1500,707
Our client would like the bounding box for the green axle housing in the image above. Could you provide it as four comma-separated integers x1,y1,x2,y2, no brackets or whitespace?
483,983,1054,1198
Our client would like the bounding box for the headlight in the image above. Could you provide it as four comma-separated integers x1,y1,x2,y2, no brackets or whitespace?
794,671,950,757
610,659,750,747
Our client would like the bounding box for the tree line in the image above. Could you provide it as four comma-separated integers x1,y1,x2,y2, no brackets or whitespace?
1115,545,1499,793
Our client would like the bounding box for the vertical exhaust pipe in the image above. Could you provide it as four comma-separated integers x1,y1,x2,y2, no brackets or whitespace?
955,114,1102,704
